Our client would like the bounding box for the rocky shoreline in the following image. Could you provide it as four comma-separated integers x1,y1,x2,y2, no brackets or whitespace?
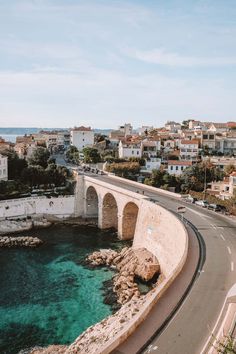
87,247,160,305
27,246,162,354
0,217,51,235
0,236,43,248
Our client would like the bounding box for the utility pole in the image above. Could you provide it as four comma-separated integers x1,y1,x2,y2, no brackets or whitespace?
203,162,207,200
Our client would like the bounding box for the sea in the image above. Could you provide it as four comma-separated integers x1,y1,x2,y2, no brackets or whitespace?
0,128,112,144
0,224,128,354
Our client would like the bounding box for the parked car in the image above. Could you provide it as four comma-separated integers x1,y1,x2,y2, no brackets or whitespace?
219,205,228,214
195,200,209,208
208,204,221,212
186,196,197,204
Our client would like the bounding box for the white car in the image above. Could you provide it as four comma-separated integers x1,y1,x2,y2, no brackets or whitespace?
195,200,209,208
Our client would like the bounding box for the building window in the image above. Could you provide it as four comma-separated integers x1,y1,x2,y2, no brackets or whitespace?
181,166,184,170
132,151,134,155
176,166,179,170
170,166,173,170
137,151,139,155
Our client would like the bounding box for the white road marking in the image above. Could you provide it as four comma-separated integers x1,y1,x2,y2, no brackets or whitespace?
200,283,236,354
220,234,226,241
227,246,232,255
231,262,234,272
145,345,159,353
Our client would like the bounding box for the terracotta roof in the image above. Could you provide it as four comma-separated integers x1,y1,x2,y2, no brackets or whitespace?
210,123,228,128
168,160,192,166
181,139,199,145
71,126,92,131
227,122,236,128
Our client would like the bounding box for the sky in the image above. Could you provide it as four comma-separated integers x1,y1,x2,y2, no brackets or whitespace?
0,0,235,129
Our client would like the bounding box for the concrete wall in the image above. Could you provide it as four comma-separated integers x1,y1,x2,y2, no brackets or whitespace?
133,198,187,277
0,196,75,219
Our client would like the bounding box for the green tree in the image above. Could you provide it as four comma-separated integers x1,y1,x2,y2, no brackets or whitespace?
181,119,191,130
21,165,46,187
45,163,70,186
106,162,140,178
1,149,28,180
83,147,101,163
224,164,236,176
128,157,146,166
144,169,166,188
28,147,50,168
66,145,78,161
181,162,224,193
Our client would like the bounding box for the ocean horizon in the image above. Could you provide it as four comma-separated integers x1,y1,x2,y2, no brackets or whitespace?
0,128,112,143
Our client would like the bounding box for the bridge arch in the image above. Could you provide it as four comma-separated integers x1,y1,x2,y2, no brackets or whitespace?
122,202,139,240
102,193,118,230
86,186,98,217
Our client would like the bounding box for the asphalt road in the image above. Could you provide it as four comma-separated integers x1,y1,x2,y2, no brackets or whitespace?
91,174,236,354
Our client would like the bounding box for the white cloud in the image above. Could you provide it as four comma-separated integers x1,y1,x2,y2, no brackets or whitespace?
126,47,236,67
0,67,235,128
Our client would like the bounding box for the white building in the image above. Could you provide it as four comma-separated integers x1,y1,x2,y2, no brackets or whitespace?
57,131,70,150
118,141,142,159
70,126,94,150
202,156,236,171
215,137,236,155
167,160,192,175
207,172,236,200
0,154,8,181
163,139,176,153
201,131,216,151
165,121,181,133
180,139,200,160
141,157,162,174
208,123,229,133
137,126,153,136
141,139,161,157
119,123,133,137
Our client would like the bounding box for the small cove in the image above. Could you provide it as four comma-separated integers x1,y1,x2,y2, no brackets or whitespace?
0,224,128,354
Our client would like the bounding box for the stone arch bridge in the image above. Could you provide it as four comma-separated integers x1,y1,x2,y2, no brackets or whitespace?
75,174,142,240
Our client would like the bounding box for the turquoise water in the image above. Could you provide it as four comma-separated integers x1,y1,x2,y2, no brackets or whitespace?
0,225,126,354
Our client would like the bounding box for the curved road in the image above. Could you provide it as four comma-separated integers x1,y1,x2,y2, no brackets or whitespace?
91,174,236,354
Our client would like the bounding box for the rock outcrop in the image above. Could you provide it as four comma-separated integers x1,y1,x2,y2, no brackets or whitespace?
87,247,160,305
28,247,162,354
0,217,51,235
0,236,43,248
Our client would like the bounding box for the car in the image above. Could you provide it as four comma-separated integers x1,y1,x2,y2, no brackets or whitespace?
219,205,228,214
208,204,221,212
195,200,209,208
185,196,197,204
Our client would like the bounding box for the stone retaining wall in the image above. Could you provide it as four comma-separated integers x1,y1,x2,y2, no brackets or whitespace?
0,196,75,220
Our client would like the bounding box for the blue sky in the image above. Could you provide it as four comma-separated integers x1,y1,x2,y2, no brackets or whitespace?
0,0,235,128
